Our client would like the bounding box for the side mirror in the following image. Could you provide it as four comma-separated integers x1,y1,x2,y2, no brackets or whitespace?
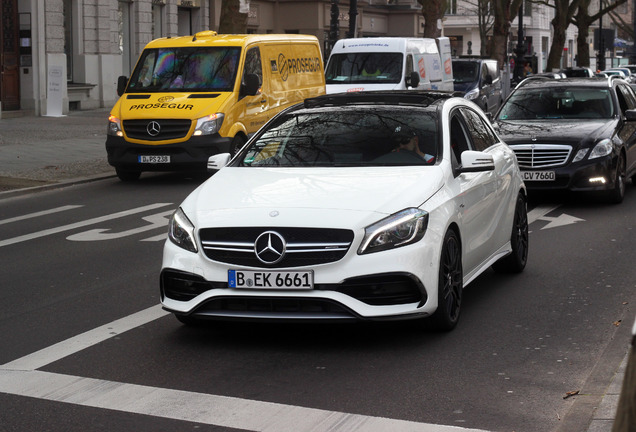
407,71,420,88
241,73,260,97
460,150,495,173
117,76,128,96
207,153,232,173
625,109,636,121
484,75,493,85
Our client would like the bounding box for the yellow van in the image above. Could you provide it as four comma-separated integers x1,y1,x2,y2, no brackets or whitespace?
106,32,325,181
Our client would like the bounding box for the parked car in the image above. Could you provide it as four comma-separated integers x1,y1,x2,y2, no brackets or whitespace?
494,77,636,203
606,68,635,83
161,91,528,331
452,57,503,115
559,67,595,78
601,69,627,79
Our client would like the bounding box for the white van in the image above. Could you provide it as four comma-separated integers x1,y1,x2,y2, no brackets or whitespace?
325,37,453,94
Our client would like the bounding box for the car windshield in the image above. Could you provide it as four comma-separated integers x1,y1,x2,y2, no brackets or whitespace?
497,87,614,120
126,47,241,92
325,53,403,84
238,107,438,167
452,62,479,84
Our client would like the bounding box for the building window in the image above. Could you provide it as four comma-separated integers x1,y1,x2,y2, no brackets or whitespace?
118,1,132,74
446,0,457,15
178,7,192,35
63,0,73,81
152,4,164,39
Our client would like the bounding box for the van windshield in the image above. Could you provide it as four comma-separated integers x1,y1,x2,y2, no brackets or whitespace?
452,61,479,84
325,53,403,84
126,47,241,92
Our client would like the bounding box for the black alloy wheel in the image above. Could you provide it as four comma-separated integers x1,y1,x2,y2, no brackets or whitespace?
230,134,246,156
493,193,529,273
608,152,626,204
431,229,463,331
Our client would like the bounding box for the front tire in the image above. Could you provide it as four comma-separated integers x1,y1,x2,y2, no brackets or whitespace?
230,135,246,156
493,193,529,273
431,229,463,331
115,167,141,182
607,152,626,204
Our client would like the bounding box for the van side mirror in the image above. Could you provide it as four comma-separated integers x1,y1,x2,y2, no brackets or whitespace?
407,71,420,88
484,75,493,85
241,73,260,97
117,76,128,96
625,109,636,121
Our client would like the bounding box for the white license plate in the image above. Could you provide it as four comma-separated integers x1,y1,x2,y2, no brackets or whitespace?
228,270,313,289
138,155,170,163
522,171,555,181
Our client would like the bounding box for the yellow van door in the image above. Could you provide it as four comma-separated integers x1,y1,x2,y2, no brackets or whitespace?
241,45,270,134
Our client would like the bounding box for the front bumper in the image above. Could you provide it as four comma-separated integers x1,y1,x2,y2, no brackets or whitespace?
159,235,439,322
105,133,232,173
522,156,616,192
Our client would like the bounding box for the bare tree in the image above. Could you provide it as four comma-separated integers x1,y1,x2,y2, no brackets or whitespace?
420,0,447,37
487,0,523,68
572,0,626,67
463,0,496,56
218,0,248,34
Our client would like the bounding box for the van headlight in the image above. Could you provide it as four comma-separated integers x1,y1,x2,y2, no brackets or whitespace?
358,208,428,255
168,208,198,253
107,115,123,136
193,113,224,136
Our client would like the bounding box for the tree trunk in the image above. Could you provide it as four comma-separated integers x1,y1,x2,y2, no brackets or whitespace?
419,0,445,38
546,0,581,72
218,0,248,34
488,0,522,69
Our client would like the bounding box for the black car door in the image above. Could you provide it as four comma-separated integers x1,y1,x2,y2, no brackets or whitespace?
615,83,636,178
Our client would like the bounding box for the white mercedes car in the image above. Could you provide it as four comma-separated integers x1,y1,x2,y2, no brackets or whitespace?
161,91,528,331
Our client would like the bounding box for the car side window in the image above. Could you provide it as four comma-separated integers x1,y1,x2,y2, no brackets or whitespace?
617,84,636,111
459,108,497,152
243,46,263,88
450,113,473,166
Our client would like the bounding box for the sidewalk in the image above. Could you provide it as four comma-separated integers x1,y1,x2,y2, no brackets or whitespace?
0,108,115,192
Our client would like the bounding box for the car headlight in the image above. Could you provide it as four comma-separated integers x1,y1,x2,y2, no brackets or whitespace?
107,115,123,136
193,113,224,136
358,208,429,255
168,208,198,253
588,138,613,160
464,88,479,100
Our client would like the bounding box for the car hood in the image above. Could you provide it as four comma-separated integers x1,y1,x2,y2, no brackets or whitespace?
181,166,445,228
494,119,616,145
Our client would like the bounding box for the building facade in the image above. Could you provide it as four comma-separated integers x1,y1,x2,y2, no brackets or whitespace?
0,0,627,117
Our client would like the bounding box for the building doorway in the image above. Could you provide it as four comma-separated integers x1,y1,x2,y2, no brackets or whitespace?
1,0,20,111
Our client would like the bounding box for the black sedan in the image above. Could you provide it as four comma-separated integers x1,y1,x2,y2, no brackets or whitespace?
494,77,636,203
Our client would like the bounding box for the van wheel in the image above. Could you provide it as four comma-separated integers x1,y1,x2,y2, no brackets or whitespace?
230,135,246,156
116,168,141,182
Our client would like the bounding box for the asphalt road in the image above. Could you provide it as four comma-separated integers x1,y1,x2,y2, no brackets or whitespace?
0,175,634,432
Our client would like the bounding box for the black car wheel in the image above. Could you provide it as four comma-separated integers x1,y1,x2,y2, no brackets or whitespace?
608,152,626,204
230,134,246,156
493,193,529,273
115,167,141,182
431,229,463,331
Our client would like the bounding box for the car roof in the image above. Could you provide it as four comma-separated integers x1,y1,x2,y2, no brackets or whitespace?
303,90,464,109
515,76,621,90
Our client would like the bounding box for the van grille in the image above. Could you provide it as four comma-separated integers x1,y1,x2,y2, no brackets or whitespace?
509,144,572,168
123,119,192,141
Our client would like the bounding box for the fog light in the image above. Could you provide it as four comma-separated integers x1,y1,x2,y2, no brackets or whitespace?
589,176,607,184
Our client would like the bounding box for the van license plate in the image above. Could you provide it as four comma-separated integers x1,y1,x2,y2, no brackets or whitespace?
228,270,313,289
523,171,555,181
139,155,170,163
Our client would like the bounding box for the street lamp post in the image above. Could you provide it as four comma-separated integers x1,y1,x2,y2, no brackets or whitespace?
513,3,525,83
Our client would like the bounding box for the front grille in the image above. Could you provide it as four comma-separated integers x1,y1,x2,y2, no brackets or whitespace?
123,119,192,141
510,144,572,168
199,227,354,268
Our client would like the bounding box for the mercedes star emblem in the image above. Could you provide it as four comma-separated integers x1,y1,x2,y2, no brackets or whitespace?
146,121,161,137
254,231,286,264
